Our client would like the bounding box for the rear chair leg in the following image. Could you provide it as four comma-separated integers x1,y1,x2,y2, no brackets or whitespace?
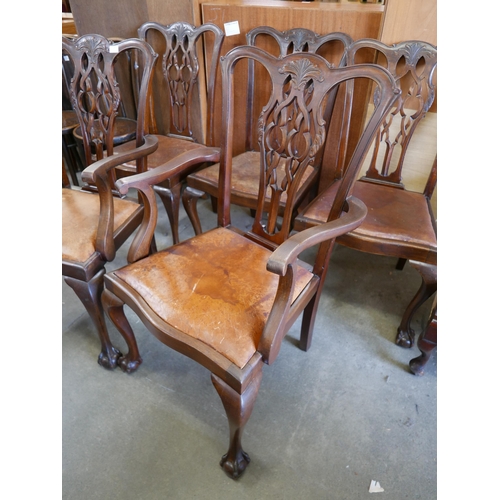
396,261,437,348
102,289,142,374
64,270,121,369
211,365,263,479
409,304,437,376
182,186,205,235
155,182,182,245
299,291,321,352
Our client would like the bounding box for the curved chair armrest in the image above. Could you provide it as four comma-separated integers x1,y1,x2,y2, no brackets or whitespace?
115,147,221,195
79,135,159,262
258,196,367,365
267,196,368,277
113,146,220,264
81,135,159,184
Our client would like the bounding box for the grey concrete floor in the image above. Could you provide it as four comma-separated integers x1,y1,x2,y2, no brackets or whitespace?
62,194,436,499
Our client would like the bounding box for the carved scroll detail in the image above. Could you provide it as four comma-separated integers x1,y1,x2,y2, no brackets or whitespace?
72,36,121,156
365,41,437,184
162,23,200,138
256,59,327,236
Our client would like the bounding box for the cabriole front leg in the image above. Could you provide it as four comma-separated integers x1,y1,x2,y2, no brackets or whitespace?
409,304,437,376
64,270,121,369
102,289,142,374
211,366,263,479
396,261,437,348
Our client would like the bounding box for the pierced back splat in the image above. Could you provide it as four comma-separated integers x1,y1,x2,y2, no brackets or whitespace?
347,40,437,188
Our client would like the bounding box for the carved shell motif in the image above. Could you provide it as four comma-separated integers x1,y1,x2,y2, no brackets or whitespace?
279,58,325,90
75,36,108,66
283,29,317,53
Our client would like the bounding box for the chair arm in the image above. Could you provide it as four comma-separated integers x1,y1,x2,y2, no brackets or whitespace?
81,135,159,184
113,146,220,264
258,196,367,365
79,135,159,262
267,196,367,277
115,147,221,195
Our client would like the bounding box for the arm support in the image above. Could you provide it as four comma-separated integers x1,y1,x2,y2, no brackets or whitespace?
81,135,159,184
115,147,221,195
113,146,220,263
267,196,368,277
79,135,159,262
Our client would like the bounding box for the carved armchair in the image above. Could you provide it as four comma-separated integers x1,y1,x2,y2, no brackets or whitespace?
100,46,399,477
62,34,158,368
113,22,225,244
295,39,437,351
182,27,353,236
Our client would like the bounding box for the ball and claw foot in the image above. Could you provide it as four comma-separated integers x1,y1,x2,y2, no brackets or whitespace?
97,346,122,370
118,355,143,374
220,450,251,479
409,356,426,376
396,327,414,349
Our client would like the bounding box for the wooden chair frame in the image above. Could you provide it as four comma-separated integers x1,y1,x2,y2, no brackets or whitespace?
295,39,437,351
100,46,399,478
62,34,159,368
113,21,225,244
182,27,353,237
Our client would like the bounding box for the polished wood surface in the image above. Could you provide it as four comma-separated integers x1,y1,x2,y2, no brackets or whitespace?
381,0,437,45
183,27,353,233
200,0,384,189
295,39,437,351
113,21,224,245
62,35,159,368
101,46,399,479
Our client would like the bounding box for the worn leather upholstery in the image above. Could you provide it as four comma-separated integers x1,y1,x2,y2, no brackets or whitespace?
62,189,141,264
114,227,313,368
188,151,316,205
300,180,437,249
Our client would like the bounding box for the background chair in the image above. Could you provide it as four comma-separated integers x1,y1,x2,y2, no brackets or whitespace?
100,46,399,478
294,39,437,351
67,37,146,175
62,34,158,368
113,21,224,244
62,36,85,186
409,296,437,376
182,27,353,235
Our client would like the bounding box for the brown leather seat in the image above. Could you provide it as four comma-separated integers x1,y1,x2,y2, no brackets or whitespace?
298,180,437,260
113,227,313,369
